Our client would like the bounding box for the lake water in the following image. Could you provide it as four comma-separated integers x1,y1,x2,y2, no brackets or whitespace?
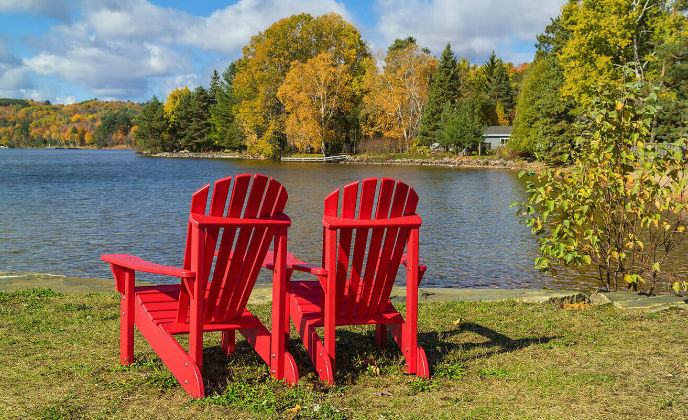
0,148,593,289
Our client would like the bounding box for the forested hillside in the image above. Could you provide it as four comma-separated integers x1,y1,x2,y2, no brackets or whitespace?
0,100,140,148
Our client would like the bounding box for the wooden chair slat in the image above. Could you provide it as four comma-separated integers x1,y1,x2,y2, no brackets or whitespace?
344,178,377,319
356,178,394,318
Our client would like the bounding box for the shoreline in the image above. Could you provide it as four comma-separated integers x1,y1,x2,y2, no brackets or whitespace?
143,150,544,170
2,270,685,312
6,147,544,170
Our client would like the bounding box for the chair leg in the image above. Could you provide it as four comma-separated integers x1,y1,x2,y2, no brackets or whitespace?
388,322,429,378
119,270,135,365
239,324,299,385
375,324,387,348
134,302,204,397
120,292,134,365
295,318,334,384
221,330,235,355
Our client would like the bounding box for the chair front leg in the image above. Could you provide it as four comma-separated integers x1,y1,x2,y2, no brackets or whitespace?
112,264,135,365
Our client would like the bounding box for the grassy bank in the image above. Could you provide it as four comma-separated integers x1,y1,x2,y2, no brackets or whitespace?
2,289,687,419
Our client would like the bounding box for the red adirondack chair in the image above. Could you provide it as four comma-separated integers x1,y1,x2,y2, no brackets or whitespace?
101,174,298,398
266,178,429,384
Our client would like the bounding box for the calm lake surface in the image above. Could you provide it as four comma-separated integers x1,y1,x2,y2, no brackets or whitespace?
0,148,594,289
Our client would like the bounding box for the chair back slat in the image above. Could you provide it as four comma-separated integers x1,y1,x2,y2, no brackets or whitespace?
213,174,268,322
374,187,418,313
225,178,286,321
204,174,251,322
354,178,395,318
343,178,377,319
176,174,287,326
364,181,409,316
323,178,420,320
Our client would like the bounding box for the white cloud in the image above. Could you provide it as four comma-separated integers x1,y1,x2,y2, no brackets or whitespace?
56,95,76,104
12,0,356,100
180,0,352,52
374,0,566,62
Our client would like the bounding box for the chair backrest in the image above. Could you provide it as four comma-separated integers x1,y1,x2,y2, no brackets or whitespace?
178,174,288,324
323,178,419,320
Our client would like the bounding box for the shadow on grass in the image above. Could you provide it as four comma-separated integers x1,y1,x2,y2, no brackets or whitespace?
420,322,559,363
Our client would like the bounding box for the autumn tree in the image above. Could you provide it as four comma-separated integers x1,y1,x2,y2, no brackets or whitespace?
164,86,191,120
277,52,353,155
232,13,369,157
361,43,438,148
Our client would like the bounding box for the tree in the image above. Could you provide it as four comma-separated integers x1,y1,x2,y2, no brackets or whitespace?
164,86,191,120
515,79,688,293
510,57,576,157
173,86,213,151
232,13,369,157
558,0,680,108
134,96,167,152
361,44,438,148
436,100,484,153
482,52,515,119
417,43,463,146
209,63,244,150
277,52,353,155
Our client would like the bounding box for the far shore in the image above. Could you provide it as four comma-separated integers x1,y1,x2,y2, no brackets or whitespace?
142,150,544,170
5,146,545,170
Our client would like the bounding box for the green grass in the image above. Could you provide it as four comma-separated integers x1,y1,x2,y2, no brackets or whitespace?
1,289,687,419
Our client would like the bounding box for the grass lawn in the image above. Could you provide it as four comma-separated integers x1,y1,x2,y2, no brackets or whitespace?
1,289,687,419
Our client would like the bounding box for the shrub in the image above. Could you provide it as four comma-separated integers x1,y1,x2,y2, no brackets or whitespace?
515,79,688,293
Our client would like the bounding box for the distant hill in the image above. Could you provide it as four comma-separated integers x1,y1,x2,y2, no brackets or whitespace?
0,99,141,148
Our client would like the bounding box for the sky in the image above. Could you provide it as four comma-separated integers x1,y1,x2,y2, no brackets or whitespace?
0,0,567,104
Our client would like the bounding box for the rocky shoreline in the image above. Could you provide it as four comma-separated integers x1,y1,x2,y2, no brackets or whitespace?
142,150,543,170
343,155,544,170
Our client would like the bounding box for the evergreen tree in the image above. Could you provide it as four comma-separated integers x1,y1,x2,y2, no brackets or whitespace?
174,86,213,152
416,43,462,146
483,52,514,120
437,100,484,153
134,96,167,152
208,69,220,106
510,57,575,158
388,36,431,55
209,62,244,150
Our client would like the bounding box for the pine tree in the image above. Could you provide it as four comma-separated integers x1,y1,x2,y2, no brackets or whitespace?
134,96,167,152
416,43,462,146
208,70,220,106
510,57,575,158
209,62,244,150
174,87,213,151
482,52,514,121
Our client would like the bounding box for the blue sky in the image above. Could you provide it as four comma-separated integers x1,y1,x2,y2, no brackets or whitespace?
0,0,566,104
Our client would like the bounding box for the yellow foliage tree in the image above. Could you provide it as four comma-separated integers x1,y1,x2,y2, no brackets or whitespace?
361,44,437,148
164,86,191,120
233,13,369,156
277,52,353,155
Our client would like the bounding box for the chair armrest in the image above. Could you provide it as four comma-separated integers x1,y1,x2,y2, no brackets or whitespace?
190,213,291,228
322,214,421,229
262,251,328,276
101,254,195,278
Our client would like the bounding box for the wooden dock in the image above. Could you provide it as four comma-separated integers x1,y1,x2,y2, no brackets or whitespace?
280,155,347,163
